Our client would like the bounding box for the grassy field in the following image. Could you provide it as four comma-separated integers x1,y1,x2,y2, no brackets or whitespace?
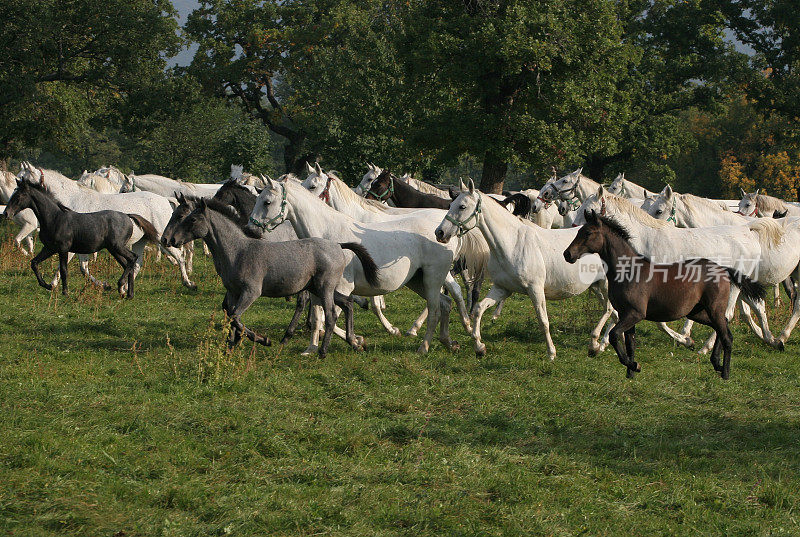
1,224,799,537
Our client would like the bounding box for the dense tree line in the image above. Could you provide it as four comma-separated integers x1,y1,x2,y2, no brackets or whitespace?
2,0,798,195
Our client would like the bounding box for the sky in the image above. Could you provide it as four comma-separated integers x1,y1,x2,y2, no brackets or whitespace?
170,0,200,66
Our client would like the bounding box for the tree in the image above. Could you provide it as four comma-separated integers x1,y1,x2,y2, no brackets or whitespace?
0,0,180,166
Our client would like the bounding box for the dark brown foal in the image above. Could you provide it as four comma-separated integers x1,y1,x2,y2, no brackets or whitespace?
564,210,765,379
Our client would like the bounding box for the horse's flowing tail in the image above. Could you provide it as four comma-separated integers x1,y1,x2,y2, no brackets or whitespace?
127,214,160,244
340,242,380,287
726,267,766,303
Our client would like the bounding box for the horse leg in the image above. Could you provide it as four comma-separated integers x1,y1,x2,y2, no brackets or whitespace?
301,298,324,356
779,268,800,343
281,291,309,344
402,273,444,354
183,242,194,275
14,221,37,256
527,285,556,361
608,312,643,378
333,291,364,350
698,286,741,354
785,277,797,310
77,253,111,290
588,281,615,355
365,296,399,335
470,273,484,317
352,295,370,310
490,297,506,321
437,292,457,351
58,252,69,295
774,284,782,308
473,285,512,357
407,307,427,337
161,244,196,290
221,292,242,347
656,322,695,348
109,247,137,298
444,272,472,333
624,325,636,368
736,294,781,350
228,288,270,347
30,246,56,291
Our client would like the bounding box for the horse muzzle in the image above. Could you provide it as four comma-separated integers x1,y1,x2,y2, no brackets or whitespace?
563,250,576,264
434,228,450,244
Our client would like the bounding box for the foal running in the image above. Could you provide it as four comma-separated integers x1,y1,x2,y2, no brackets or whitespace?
161,197,378,357
3,180,158,298
564,210,765,379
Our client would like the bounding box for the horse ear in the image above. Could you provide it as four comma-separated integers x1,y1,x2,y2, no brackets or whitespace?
199,197,207,211
597,184,605,198
305,161,315,175
740,187,747,198
468,178,475,194
663,184,673,198
620,172,625,180
15,178,23,188
449,186,460,200
314,162,323,176
459,178,467,191
576,167,583,176
584,209,596,224
754,188,760,196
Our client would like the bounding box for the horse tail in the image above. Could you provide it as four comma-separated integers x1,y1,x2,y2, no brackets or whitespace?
340,242,380,287
127,214,160,244
726,267,766,303
496,193,531,217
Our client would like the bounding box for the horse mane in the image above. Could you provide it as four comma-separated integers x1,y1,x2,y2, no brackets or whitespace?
331,173,395,213
604,193,672,229
407,176,448,197
25,181,73,211
202,197,243,224
755,194,787,213
749,218,785,248
597,213,633,242
219,179,254,195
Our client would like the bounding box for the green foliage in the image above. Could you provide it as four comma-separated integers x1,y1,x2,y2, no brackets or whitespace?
0,0,180,161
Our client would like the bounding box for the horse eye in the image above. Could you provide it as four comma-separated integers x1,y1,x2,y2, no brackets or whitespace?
459,204,467,210
656,210,663,215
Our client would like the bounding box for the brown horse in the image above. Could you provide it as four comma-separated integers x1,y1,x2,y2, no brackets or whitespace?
563,210,765,379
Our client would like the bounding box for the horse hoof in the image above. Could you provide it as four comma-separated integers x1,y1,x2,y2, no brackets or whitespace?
626,368,638,379
776,340,786,351
301,346,317,356
391,327,401,336
186,282,198,290
260,337,271,347
405,328,418,337
448,340,460,351
280,336,291,345
416,343,429,354
354,336,366,351
475,344,486,358
721,371,730,380
634,362,642,372
685,338,695,350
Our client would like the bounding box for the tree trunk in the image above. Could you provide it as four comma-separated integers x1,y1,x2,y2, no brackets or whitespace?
585,154,605,183
479,150,507,194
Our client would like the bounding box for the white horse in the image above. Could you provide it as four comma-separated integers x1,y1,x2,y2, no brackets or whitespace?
77,169,124,194
646,184,746,227
605,173,657,199
0,170,38,255
434,179,615,360
247,175,473,355
119,172,220,198
17,162,195,289
302,165,488,336
738,189,800,218
573,186,800,350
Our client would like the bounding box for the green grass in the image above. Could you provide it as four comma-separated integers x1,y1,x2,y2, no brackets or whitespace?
1,225,799,536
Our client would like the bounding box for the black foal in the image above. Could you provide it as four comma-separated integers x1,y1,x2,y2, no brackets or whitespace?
3,180,159,298
564,210,765,379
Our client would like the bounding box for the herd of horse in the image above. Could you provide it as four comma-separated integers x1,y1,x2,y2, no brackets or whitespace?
1,160,799,378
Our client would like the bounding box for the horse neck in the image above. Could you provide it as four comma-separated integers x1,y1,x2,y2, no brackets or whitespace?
203,210,248,274
329,180,374,221
287,183,352,239
27,189,64,231
599,231,647,281
393,178,446,208
576,175,601,201
38,170,81,203
478,193,531,253
758,195,784,216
